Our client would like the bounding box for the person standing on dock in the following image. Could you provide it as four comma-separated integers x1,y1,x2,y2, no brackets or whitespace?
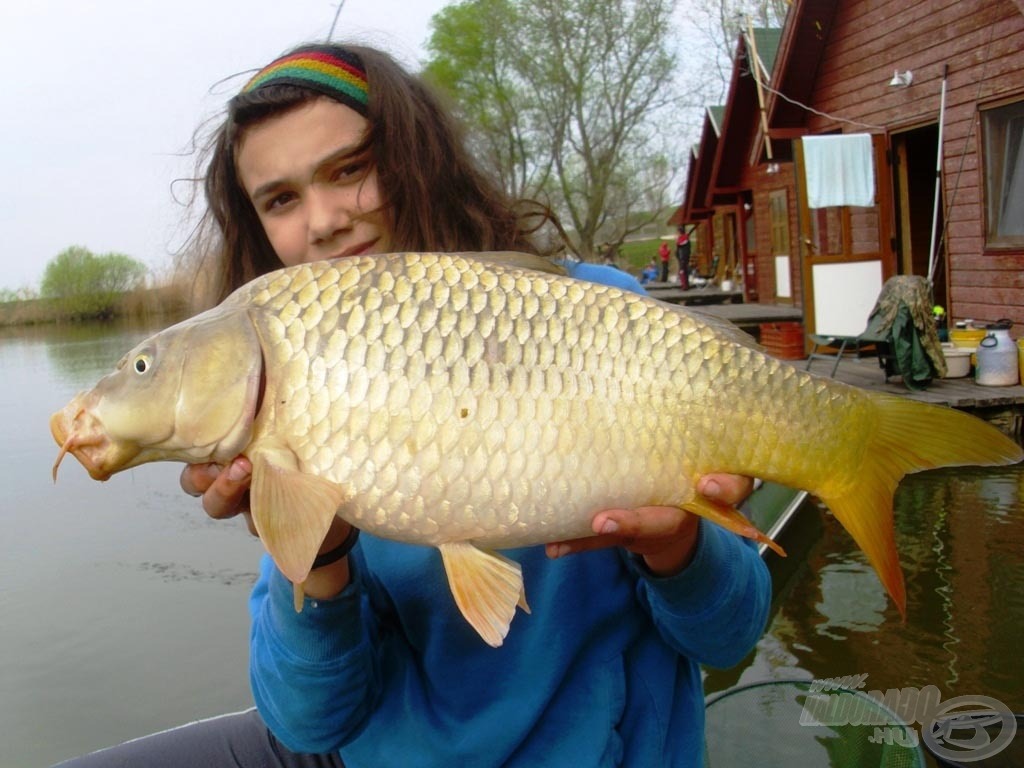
676,226,692,290
659,239,671,282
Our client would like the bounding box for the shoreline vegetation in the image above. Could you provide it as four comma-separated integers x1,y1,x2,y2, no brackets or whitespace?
0,284,192,328
2,238,669,329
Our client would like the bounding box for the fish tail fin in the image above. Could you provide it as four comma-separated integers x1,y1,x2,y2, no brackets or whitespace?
821,395,1022,618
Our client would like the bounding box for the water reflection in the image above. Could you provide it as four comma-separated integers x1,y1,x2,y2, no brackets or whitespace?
38,319,160,381
706,462,1024,720
814,557,888,638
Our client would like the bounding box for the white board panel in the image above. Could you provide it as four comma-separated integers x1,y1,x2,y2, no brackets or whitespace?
812,261,883,336
774,255,791,298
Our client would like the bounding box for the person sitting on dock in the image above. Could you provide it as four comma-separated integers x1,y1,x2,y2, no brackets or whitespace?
640,258,659,284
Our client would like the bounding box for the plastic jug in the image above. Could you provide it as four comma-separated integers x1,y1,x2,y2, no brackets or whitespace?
975,320,1019,386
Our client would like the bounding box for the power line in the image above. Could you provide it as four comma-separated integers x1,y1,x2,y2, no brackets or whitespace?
328,1,347,41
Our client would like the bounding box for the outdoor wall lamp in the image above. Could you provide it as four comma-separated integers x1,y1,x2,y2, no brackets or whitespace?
889,70,913,87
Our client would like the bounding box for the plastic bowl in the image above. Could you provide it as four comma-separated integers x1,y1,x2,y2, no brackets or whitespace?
942,344,972,378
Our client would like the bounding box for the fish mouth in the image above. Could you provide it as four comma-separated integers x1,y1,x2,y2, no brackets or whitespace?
50,398,134,482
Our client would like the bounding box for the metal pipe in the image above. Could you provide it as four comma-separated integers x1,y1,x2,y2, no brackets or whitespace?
927,64,949,284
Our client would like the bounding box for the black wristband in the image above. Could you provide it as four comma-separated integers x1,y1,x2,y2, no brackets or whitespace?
311,527,360,569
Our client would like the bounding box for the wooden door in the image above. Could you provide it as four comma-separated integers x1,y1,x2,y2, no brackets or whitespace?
795,133,897,336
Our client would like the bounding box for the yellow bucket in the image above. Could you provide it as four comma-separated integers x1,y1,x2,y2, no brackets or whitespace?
950,328,986,367
949,328,986,348
1018,338,1024,384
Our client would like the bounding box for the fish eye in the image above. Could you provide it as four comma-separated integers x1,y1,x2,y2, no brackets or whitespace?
133,354,152,375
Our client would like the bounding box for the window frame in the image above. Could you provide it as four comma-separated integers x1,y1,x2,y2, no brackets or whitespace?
981,98,1024,248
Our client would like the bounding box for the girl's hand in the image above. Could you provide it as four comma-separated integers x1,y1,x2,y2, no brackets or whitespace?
180,458,354,598
180,458,257,534
544,473,756,576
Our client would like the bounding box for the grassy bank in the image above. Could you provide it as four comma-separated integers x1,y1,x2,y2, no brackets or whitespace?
618,238,665,272
0,285,190,328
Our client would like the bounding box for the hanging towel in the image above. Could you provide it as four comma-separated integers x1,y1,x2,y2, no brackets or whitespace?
802,133,876,208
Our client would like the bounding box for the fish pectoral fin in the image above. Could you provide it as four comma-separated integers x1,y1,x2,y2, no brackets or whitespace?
250,448,347,587
438,542,528,648
682,494,786,558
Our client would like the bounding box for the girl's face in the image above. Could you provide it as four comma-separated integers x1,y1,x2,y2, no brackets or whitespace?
235,98,390,267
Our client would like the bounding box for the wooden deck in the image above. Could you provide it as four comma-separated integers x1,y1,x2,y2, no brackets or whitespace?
799,352,1024,411
647,289,803,334
646,285,743,306
653,295,1022,417
697,302,803,329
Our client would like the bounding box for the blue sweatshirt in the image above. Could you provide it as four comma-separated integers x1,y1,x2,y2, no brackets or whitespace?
562,259,647,294
247,263,771,766
250,527,769,767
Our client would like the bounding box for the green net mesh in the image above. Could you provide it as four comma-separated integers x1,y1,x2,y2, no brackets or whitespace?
704,680,925,768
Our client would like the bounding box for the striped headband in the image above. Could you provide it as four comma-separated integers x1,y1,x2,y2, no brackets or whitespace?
241,46,368,116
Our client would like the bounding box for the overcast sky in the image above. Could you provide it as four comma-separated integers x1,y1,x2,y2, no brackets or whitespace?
0,0,451,291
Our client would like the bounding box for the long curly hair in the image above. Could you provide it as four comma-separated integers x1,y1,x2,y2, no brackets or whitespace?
187,43,554,305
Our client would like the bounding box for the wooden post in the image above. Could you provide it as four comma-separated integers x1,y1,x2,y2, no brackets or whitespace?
746,19,774,162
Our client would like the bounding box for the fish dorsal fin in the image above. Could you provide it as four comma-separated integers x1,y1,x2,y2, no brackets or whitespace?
458,251,568,277
438,542,530,647
682,493,786,558
249,442,347,586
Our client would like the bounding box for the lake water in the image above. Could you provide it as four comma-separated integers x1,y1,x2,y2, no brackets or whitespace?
705,457,1024,686
2,322,261,767
3,322,1022,766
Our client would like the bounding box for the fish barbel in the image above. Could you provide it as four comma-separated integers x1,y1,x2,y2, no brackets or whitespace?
50,252,1022,646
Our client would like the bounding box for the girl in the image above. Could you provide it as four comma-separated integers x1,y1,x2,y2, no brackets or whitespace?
57,42,769,768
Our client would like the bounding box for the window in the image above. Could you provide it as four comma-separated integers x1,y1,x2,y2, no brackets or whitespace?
983,100,1024,245
768,189,790,256
809,207,844,256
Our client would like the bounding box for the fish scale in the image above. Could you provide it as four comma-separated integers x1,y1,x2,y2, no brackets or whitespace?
51,251,1023,646
256,257,776,544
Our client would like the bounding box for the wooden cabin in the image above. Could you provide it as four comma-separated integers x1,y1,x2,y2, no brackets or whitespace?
673,0,1024,337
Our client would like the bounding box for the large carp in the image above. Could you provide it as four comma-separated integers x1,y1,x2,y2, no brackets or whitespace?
51,252,1022,646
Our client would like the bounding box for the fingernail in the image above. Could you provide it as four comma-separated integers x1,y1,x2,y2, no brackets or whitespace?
228,460,250,482
547,544,571,559
701,479,721,497
600,519,619,535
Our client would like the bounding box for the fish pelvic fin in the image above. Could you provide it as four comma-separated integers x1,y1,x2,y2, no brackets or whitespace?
438,542,529,648
682,495,786,558
820,395,1023,620
250,445,347,588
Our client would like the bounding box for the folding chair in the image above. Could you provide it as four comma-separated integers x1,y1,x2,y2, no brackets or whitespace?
805,311,891,378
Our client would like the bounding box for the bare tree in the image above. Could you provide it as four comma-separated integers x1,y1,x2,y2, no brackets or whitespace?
681,0,789,103
426,0,686,259
425,0,552,201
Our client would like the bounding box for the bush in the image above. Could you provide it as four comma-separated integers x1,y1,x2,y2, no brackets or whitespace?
41,246,148,319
